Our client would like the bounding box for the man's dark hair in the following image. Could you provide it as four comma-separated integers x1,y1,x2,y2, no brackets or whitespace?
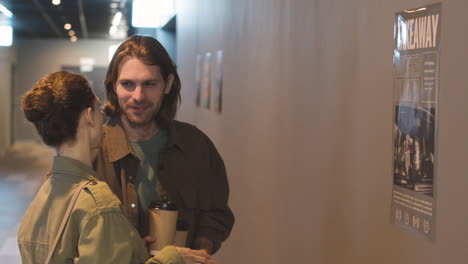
22,71,95,147
104,35,181,127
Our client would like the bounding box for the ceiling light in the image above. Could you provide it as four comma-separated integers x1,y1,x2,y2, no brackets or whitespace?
0,25,13,46
80,58,95,72
64,23,71,30
110,3,119,9
0,4,13,18
112,11,122,26
68,30,75,36
52,0,61,6
132,0,175,28
70,36,77,42
109,25,118,35
109,25,127,39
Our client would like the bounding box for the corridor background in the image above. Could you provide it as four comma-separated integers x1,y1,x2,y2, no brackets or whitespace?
1,0,467,263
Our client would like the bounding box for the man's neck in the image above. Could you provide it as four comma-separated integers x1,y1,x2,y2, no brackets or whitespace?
121,117,159,142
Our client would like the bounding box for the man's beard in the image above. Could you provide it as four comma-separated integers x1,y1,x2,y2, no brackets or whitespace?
121,104,158,128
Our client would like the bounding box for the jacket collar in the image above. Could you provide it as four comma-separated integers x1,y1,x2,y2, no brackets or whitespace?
103,117,184,163
51,156,100,181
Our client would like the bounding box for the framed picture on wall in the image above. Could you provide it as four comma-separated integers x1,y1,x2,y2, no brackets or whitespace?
213,50,223,113
195,54,202,107
201,52,212,109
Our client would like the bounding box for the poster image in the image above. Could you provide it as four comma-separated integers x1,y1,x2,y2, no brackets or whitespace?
195,54,202,107
201,52,212,109
390,2,441,241
214,50,224,113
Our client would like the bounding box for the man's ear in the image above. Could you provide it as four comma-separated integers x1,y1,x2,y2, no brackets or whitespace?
164,74,174,94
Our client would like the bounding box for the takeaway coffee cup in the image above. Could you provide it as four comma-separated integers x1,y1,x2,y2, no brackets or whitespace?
174,218,189,247
148,200,178,256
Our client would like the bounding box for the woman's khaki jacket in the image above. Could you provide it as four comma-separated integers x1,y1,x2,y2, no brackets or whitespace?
18,156,183,264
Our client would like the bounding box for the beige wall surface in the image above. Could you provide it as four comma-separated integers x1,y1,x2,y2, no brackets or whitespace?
0,46,16,62
0,62,12,155
13,38,121,142
0,46,16,155
176,0,468,263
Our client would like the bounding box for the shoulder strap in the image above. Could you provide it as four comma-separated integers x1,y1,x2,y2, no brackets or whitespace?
44,180,94,264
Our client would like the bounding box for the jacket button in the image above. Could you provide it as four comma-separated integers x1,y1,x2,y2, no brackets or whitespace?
131,203,136,208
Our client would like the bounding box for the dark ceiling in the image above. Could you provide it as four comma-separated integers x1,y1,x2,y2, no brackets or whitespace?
1,0,131,39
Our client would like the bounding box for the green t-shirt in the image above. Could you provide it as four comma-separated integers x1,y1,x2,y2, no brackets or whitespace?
129,129,168,231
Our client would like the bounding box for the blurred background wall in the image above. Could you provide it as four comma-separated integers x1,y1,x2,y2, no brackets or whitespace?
0,46,15,157
175,0,468,263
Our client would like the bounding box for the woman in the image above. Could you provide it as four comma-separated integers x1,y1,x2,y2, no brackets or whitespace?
18,71,214,264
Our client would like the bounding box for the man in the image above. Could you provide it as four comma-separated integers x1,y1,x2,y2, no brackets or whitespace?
94,35,234,255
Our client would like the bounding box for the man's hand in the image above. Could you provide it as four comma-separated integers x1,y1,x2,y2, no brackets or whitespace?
175,247,215,264
194,237,214,254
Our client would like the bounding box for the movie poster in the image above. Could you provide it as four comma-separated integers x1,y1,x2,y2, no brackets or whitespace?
391,3,441,241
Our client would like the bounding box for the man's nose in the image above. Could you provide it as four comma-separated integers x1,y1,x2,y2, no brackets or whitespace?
132,85,145,102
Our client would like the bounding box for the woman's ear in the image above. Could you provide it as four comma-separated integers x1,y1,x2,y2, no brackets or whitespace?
85,107,94,127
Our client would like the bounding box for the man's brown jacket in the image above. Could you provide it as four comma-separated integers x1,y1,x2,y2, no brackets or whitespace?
93,118,234,254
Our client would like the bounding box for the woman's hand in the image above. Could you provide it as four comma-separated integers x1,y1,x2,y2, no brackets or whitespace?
175,247,215,264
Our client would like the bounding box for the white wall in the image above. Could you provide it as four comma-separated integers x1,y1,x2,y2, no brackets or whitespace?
0,46,16,156
157,29,176,62
13,38,121,142
176,0,468,263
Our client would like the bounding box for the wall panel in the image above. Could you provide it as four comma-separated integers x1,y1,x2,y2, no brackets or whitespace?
176,0,468,263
